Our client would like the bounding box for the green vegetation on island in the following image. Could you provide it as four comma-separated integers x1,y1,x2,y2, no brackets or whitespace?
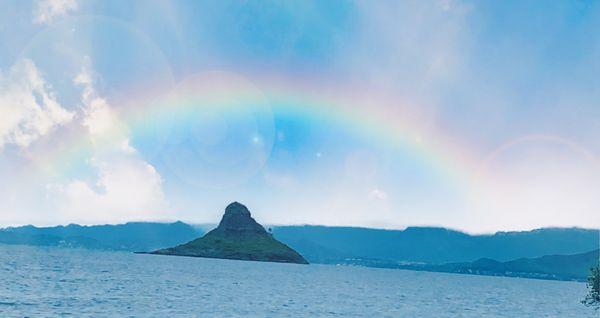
149,202,308,264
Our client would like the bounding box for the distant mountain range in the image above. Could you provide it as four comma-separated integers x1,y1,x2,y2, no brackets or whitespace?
0,222,201,251
271,225,599,281
343,249,599,281
437,249,600,281
272,226,599,264
1,222,597,280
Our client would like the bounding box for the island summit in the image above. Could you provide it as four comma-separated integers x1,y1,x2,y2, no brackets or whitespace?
149,202,308,264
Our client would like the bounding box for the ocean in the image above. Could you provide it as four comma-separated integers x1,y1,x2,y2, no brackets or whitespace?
0,244,594,317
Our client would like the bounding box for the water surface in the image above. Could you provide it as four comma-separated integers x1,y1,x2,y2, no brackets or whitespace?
0,245,593,317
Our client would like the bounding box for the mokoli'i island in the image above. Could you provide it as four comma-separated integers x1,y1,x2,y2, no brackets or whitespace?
148,202,308,264
1,0,600,316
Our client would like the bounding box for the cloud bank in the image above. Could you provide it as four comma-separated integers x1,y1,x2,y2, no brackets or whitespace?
48,59,167,223
0,59,73,150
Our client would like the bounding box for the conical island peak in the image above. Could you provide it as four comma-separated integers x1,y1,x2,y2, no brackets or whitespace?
224,201,248,213
150,202,308,264
216,202,266,235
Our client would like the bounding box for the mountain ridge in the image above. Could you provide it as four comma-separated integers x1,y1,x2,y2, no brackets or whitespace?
272,225,599,264
436,248,600,281
0,221,201,251
1,220,597,280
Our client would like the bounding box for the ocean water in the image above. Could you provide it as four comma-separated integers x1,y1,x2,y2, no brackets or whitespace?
0,244,594,317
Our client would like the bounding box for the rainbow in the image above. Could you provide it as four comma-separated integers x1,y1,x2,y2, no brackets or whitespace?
40,71,483,192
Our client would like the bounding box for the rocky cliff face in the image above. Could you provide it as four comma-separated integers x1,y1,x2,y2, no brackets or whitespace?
149,202,308,264
214,202,267,235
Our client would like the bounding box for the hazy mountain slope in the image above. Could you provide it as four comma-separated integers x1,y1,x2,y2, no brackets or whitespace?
272,226,599,264
1,222,202,251
2,222,597,268
438,249,600,281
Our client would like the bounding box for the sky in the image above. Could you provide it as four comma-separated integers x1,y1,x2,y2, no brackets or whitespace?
0,0,599,233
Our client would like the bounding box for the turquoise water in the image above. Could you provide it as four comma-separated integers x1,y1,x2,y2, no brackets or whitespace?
0,244,594,317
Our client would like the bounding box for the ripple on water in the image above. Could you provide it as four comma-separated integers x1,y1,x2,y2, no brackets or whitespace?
0,244,595,317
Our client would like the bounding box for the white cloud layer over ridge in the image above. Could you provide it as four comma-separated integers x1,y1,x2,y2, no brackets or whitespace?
0,59,73,150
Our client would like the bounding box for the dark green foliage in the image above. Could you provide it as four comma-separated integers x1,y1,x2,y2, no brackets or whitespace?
583,264,600,308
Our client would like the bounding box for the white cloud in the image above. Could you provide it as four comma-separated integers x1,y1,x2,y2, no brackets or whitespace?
82,97,122,137
467,140,600,232
74,58,129,148
369,188,388,201
33,0,78,25
48,59,168,223
0,59,74,150
50,155,166,223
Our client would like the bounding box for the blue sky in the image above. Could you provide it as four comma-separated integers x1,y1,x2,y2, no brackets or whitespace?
0,0,598,233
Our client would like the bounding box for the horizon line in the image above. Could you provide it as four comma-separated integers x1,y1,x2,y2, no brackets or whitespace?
2,219,598,236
